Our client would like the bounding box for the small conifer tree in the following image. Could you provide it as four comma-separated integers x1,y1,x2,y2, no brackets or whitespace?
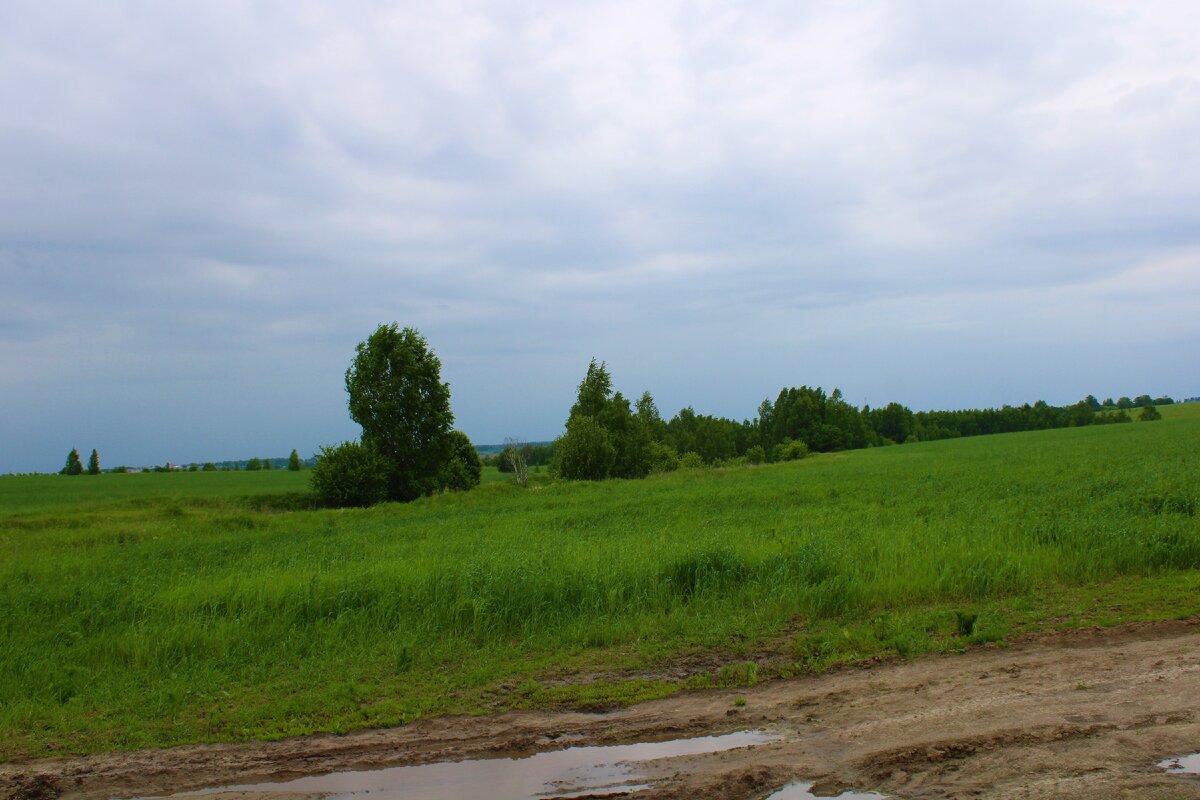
86,449,101,475
62,448,84,475
288,449,302,471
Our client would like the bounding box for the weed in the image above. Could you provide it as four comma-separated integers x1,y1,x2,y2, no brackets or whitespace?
955,611,978,637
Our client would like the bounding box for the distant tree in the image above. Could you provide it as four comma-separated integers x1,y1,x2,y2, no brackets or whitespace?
554,360,657,480
62,448,83,476
1133,394,1153,408
345,324,455,502
440,430,483,491
86,449,100,475
310,441,390,508
187,463,199,472
1102,397,1115,407
554,415,616,480
1084,395,1102,411
263,458,274,471
287,449,302,471
501,438,530,486
1139,405,1162,421
1117,397,1133,409
246,457,263,471
1153,396,1175,406
202,462,217,471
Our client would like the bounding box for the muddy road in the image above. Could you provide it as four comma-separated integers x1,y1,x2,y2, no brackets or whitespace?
4,620,1200,800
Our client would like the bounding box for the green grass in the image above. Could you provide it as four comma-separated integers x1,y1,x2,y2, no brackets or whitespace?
1,406,1198,760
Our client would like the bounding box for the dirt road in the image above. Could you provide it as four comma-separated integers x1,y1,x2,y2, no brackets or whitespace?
4,619,1200,800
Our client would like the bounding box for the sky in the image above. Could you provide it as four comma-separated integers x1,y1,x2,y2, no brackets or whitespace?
2,1,1199,473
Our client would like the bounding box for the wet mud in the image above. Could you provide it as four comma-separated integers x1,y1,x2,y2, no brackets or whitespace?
4,618,1200,800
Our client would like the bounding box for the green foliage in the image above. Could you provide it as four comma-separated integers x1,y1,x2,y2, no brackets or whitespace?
771,438,809,462
555,361,660,480
287,450,302,471
555,415,616,480
345,324,454,502
1139,405,1162,422
202,463,217,471
678,451,704,469
745,445,766,465
647,441,680,473
62,448,83,476
2,405,1198,757
263,458,274,471
246,457,263,471
309,441,390,508
441,430,483,491
86,449,100,476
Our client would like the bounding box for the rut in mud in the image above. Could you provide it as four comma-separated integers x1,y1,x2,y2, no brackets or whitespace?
4,619,1200,800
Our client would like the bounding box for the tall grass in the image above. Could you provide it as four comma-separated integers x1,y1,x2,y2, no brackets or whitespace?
1,405,1198,756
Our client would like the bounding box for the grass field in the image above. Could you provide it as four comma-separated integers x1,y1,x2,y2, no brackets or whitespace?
1,405,1198,760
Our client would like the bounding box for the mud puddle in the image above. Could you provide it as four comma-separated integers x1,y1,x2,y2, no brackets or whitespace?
1159,752,1200,774
764,783,886,799
180,729,778,800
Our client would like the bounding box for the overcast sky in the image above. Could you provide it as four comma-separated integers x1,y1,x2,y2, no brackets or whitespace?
3,1,1198,473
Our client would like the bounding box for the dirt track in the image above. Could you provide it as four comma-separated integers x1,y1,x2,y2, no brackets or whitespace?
4,619,1200,800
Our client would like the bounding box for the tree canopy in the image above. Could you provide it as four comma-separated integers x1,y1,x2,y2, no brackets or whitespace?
345,324,455,501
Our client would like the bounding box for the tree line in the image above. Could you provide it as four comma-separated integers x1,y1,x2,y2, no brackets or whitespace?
59,449,307,475
550,360,1172,480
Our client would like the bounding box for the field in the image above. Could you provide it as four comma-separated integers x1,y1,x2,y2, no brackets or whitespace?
1,405,1198,763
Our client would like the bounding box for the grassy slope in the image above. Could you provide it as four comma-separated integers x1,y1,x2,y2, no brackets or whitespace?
1,406,1198,759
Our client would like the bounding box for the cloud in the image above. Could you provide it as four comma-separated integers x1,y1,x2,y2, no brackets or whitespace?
1,0,1198,471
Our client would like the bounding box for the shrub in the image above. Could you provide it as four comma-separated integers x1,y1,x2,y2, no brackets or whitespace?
1139,405,1162,422
647,440,680,473
440,430,482,491
678,451,704,469
771,438,809,462
554,416,616,480
310,442,390,508
745,445,766,465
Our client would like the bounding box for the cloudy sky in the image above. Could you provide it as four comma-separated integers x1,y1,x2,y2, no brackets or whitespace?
2,1,1198,472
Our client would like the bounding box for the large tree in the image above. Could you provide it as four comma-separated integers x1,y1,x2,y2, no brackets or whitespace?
345,324,455,501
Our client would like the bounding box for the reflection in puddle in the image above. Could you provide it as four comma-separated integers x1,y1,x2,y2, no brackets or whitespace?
1159,752,1200,774
188,729,778,800
764,782,887,799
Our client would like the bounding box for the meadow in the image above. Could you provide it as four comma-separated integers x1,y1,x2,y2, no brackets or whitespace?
1,405,1198,760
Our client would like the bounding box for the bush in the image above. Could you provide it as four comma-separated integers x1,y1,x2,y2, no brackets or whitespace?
647,440,680,473
310,442,390,508
771,438,809,462
679,451,704,469
554,416,616,480
745,445,766,465
441,430,482,491
1139,405,1162,422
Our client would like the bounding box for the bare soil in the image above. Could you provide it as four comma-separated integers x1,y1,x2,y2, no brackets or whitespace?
5,619,1200,800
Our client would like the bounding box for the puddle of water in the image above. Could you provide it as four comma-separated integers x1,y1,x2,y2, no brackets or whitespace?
764,783,888,799
1159,752,1200,774
184,729,778,800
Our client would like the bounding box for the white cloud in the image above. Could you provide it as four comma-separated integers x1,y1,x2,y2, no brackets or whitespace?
1,0,1198,470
